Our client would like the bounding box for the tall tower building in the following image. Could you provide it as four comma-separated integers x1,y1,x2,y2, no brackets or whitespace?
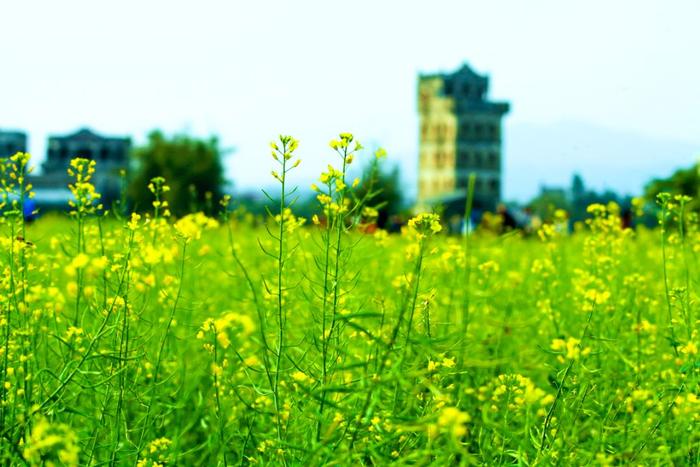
417,63,509,213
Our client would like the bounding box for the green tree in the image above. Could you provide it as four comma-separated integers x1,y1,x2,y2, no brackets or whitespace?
526,189,570,221
129,131,226,216
353,157,403,228
645,163,700,210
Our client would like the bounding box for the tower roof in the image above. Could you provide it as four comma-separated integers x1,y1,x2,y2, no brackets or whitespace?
419,62,509,115
452,63,489,83
419,62,486,83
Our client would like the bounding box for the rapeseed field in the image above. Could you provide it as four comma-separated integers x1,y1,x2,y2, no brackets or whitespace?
1,136,698,465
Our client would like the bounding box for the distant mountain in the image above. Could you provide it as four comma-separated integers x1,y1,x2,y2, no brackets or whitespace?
503,121,700,202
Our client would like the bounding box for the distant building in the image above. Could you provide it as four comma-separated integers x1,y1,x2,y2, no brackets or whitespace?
417,63,509,213
31,128,131,210
0,130,27,158
44,128,130,174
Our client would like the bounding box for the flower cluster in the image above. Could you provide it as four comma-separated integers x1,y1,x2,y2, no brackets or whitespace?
174,212,219,241
136,437,173,467
310,133,365,223
67,158,102,217
551,336,591,363
427,407,471,440
0,152,35,217
476,374,554,417
406,213,442,239
274,207,306,233
197,311,255,351
148,176,171,218
329,132,363,155
270,135,301,183
23,418,80,467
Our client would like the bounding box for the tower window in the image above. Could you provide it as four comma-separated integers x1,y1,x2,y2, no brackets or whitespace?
457,150,467,167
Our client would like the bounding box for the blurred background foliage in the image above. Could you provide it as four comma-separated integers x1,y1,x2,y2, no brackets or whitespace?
129,131,226,217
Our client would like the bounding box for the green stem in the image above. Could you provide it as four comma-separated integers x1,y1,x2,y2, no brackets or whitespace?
317,147,349,439
134,241,187,460
273,153,287,443
660,203,679,356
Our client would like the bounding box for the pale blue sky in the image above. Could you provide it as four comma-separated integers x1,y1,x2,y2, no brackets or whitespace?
2,0,699,201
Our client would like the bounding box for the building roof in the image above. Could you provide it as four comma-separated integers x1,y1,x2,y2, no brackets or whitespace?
0,129,27,139
49,127,130,143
